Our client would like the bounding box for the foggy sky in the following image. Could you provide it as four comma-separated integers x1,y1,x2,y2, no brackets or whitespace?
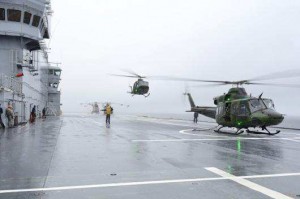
49,0,300,116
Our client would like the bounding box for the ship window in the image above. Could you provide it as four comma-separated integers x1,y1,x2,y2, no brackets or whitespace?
32,15,41,27
49,83,58,88
0,8,5,20
23,12,32,24
40,19,44,31
54,70,61,76
7,9,21,22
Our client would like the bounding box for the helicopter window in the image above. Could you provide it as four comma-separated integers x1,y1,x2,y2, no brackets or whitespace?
238,101,249,116
217,104,222,115
239,104,247,115
263,99,275,110
231,102,238,114
249,99,266,113
225,102,231,114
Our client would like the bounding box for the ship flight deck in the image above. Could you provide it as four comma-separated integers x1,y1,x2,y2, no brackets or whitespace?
0,114,300,199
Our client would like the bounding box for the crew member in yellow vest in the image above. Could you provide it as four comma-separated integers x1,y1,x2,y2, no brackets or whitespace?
105,104,113,125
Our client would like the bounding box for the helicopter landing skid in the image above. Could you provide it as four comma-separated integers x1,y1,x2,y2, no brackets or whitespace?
214,126,244,135
144,93,150,97
246,128,280,135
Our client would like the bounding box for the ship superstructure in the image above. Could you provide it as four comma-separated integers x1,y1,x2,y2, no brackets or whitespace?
0,0,61,125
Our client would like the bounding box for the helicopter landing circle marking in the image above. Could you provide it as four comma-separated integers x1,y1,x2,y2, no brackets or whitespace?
132,136,300,143
179,129,227,138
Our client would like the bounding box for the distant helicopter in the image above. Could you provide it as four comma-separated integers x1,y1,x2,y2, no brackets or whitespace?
100,102,130,114
80,102,100,114
110,70,150,97
170,70,300,135
81,102,130,115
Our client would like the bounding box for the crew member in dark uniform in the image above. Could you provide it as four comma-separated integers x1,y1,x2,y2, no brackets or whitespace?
0,104,5,128
194,112,199,123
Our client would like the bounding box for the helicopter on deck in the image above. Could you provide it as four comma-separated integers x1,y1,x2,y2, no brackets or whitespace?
169,70,300,135
110,71,150,97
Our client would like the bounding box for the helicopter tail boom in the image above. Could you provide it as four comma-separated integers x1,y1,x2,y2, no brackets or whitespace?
184,93,216,119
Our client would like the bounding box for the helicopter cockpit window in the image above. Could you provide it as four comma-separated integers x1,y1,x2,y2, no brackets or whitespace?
263,99,275,110
249,99,266,113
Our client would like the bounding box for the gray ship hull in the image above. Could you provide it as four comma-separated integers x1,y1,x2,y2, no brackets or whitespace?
0,0,61,127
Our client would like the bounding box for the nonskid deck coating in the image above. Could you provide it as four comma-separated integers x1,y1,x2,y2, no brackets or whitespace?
0,114,300,199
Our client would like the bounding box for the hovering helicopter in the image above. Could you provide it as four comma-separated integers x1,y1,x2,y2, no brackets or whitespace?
169,70,300,135
110,70,150,97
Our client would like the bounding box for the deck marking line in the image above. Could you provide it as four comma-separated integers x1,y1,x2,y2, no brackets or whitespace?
132,137,300,142
136,118,200,128
281,138,300,143
1,172,300,194
205,167,293,199
0,177,227,194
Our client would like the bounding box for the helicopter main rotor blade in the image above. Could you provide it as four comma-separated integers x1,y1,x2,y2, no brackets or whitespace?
109,74,140,78
149,76,233,84
150,68,300,87
189,83,229,87
121,69,146,78
245,82,300,88
248,69,300,82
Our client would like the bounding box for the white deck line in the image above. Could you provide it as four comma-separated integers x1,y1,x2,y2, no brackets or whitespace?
206,167,293,199
0,171,300,194
281,138,300,143
132,137,300,142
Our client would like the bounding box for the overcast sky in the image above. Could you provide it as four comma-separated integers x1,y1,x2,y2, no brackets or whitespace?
49,0,300,116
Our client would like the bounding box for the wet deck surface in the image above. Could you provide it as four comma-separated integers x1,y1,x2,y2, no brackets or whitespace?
0,114,300,199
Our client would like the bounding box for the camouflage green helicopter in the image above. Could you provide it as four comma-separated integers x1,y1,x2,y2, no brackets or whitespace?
110,70,150,97
168,70,300,135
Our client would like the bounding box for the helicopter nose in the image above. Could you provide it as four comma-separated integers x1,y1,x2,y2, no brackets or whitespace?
264,109,284,125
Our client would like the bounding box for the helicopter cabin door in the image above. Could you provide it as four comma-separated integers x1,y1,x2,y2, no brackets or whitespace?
233,100,250,126
224,102,231,122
